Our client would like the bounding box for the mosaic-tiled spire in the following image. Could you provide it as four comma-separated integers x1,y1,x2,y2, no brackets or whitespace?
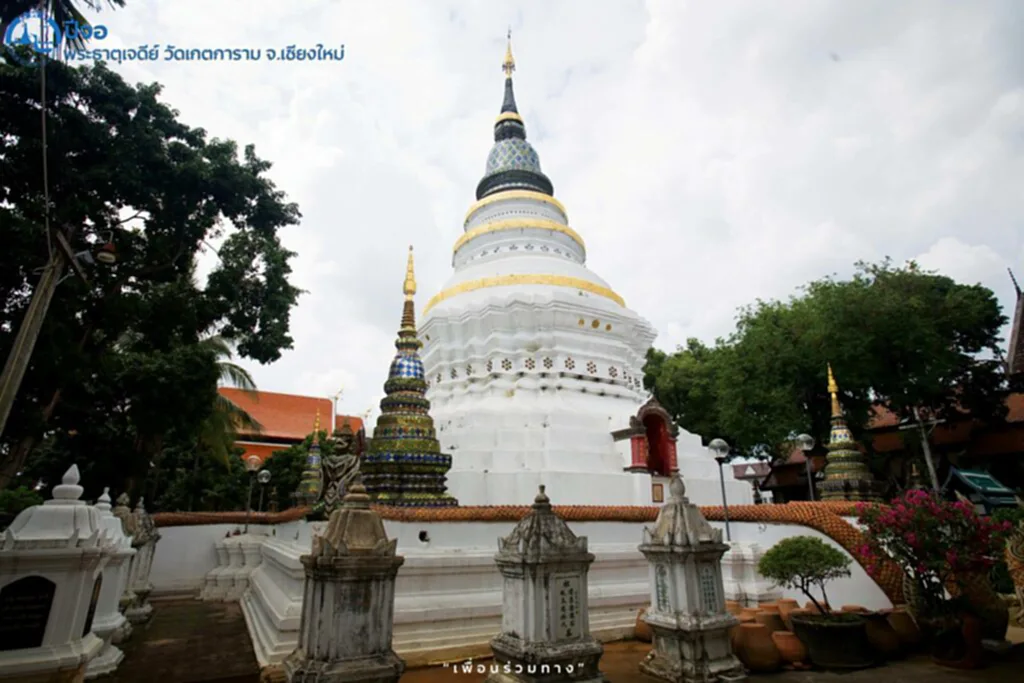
477,30,553,199
820,364,882,502
293,410,323,507
361,247,457,507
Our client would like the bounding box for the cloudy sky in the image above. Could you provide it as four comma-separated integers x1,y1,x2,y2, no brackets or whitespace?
78,0,1024,422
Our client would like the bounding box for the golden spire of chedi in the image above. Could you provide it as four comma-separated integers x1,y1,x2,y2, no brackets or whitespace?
403,245,416,300
502,27,515,78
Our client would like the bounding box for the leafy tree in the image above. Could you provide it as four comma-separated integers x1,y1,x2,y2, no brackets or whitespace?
644,259,1008,460
758,536,852,614
0,58,302,491
197,334,263,467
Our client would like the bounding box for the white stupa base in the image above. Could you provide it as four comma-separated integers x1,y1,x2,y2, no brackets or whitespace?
0,634,103,680
85,643,125,679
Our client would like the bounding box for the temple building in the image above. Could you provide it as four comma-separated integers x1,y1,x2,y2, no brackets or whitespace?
217,387,363,465
417,34,749,507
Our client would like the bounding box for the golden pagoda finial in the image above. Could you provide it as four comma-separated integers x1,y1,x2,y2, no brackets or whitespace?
827,363,842,417
502,27,515,78
403,245,416,300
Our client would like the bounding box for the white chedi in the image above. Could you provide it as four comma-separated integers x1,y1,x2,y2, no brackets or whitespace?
0,465,112,680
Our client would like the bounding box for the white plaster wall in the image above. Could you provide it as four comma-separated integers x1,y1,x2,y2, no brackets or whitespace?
151,517,890,612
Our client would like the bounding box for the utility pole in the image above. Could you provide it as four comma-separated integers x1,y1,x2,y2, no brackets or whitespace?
905,407,942,491
0,229,87,440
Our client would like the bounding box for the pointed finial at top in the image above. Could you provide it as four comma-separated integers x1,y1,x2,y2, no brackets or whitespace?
403,245,416,300
96,487,112,513
827,363,842,418
51,464,84,502
502,27,515,78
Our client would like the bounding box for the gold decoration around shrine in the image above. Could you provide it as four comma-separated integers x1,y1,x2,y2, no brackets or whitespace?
464,190,568,225
496,111,524,124
423,274,625,315
453,218,585,253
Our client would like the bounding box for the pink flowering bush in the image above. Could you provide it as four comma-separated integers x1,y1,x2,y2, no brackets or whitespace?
856,489,1012,620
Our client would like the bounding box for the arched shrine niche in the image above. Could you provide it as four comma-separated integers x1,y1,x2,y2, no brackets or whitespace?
620,398,679,476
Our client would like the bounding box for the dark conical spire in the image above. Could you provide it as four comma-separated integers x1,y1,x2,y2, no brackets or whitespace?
476,29,554,199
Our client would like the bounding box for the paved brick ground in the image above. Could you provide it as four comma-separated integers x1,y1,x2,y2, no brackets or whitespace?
106,599,1022,683
99,597,260,683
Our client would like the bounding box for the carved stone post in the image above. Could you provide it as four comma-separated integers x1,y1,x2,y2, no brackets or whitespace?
639,475,745,683
125,498,159,625
111,493,136,642
487,486,604,683
283,482,405,683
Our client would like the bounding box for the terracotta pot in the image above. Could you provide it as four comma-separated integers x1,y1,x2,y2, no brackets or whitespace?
729,615,755,652
790,613,876,669
635,606,652,643
755,611,787,635
862,612,902,659
771,630,808,668
886,606,922,648
740,607,762,621
841,605,868,613
760,603,781,615
725,600,742,616
734,623,782,673
776,599,798,628
784,607,812,631
804,601,824,614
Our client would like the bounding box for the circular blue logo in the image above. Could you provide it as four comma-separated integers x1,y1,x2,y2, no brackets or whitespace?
2,10,62,67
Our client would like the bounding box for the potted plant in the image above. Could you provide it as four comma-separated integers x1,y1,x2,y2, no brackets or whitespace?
856,489,1013,668
758,535,876,669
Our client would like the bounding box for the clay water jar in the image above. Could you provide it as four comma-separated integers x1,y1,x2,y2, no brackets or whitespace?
755,611,787,635
759,600,779,610
841,604,868,613
725,600,742,616
784,607,812,631
635,606,653,643
734,623,783,673
804,601,823,614
729,615,755,652
885,606,922,648
740,607,762,621
771,630,808,669
862,611,902,659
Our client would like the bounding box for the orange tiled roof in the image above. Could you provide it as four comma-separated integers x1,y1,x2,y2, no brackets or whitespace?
217,388,364,441
867,392,1024,429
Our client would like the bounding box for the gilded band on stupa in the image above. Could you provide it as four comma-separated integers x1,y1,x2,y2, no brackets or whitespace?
463,190,568,225
423,274,626,315
453,218,586,253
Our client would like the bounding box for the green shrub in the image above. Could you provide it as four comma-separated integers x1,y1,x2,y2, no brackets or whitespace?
758,535,852,614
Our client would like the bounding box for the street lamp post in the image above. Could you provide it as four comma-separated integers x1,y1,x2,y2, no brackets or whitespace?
243,456,260,533
796,433,816,501
708,438,732,542
257,469,272,512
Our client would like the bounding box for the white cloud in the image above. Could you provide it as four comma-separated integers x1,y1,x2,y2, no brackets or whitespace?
76,0,1024,418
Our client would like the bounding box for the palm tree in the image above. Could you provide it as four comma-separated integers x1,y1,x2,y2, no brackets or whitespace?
198,334,263,466
2,1,127,51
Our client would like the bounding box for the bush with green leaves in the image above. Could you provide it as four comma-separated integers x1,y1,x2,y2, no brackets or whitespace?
0,486,44,530
758,535,852,614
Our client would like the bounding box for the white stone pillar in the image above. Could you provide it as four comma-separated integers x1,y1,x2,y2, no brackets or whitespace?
85,487,136,679
0,466,112,682
200,537,232,601
639,475,746,683
487,486,604,683
283,483,405,683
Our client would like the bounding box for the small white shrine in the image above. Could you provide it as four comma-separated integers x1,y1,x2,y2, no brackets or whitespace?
639,475,745,683
0,466,110,682
282,482,405,683
85,487,136,679
487,486,604,683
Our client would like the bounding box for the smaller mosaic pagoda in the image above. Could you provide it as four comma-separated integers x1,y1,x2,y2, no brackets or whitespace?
361,247,457,507
293,410,324,508
819,364,883,502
